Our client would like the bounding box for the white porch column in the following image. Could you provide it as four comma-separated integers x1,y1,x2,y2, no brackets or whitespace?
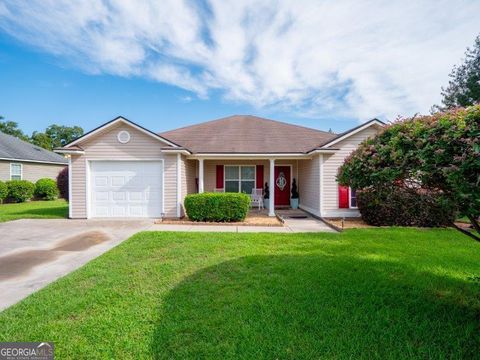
68,156,72,219
269,158,275,216
176,153,182,217
198,158,204,193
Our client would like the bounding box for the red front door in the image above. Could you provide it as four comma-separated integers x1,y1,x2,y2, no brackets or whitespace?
274,166,291,206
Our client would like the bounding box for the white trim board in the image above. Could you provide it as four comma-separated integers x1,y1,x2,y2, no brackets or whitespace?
319,154,324,217
0,157,67,165
187,153,322,160
68,157,72,218
54,149,85,155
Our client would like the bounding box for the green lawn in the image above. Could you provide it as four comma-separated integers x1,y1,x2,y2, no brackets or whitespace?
0,229,479,359
0,199,68,222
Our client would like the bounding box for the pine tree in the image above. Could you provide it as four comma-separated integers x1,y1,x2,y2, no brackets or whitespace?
433,34,480,111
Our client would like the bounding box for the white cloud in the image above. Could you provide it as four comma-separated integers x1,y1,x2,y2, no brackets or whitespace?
0,0,478,121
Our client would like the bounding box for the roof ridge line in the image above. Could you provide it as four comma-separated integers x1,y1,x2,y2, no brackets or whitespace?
159,114,335,135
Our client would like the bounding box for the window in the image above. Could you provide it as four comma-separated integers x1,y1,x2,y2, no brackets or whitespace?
10,163,22,180
225,166,239,192
224,165,255,194
350,188,357,208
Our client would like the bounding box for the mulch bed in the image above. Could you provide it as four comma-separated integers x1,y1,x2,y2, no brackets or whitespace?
323,217,474,231
323,218,372,230
157,211,283,227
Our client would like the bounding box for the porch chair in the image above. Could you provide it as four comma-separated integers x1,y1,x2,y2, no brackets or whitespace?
250,188,264,210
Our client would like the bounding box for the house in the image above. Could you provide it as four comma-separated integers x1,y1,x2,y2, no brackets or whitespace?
0,131,68,182
55,115,384,219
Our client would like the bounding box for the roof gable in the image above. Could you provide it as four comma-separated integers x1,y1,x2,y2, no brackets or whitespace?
63,116,180,149
160,115,336,154
317,119,385,149
0,131,67,164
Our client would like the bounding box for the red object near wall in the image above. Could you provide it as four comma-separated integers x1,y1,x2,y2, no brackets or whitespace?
256,165,264,189
338,185,350,208
274,166,291,206
216,165,224,189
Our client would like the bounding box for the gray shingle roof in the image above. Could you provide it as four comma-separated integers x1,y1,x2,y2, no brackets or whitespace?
0,131,68,164
160,115,337,153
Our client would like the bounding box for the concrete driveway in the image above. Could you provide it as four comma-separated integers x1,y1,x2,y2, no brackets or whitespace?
0,219,153,311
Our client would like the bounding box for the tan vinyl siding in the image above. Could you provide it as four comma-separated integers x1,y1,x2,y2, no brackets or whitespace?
298,157,320,215
0,160,65,182
179,157,197,217
70,122,177,218
185,159,197,195
0,161,11,181
70,155,86,218
322,126,379,217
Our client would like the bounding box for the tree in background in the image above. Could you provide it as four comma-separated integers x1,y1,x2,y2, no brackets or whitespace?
338,105,480,241
0,116,29,141
0,115,83,150
31,131,53,150
44,124,84,149
433,34,480,111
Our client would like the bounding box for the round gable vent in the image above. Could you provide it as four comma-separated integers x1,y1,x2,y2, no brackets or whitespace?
117,130,131,144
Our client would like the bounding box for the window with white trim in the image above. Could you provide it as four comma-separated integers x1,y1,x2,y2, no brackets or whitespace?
350,188,357,208
10,163,22,180
224,165,255,194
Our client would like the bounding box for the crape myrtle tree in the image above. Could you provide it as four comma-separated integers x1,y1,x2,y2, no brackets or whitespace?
337,105,480,241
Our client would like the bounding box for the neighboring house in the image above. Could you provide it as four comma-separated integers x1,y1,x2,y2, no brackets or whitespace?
0,131,67,182
55,115,384,219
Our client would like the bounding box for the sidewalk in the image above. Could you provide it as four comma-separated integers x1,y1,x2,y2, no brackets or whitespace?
149,217,336,233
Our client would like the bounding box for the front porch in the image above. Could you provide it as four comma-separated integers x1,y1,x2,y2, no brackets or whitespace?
189,158,307,217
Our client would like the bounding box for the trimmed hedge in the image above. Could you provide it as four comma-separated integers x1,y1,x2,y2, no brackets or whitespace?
357,187,456,227
184,193,251,222
0,181,7,202
56,167,68,200
6,180,35,203
34,178,59,200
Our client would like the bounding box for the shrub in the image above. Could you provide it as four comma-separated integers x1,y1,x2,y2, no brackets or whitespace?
6,180,35,203
184,193,251,222
357,187,456,227
338,105,480,238
0,181,7,203
56,167,68,200
34,178,59,200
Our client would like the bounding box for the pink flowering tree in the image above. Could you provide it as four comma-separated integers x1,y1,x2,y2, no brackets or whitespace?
338,105,480,241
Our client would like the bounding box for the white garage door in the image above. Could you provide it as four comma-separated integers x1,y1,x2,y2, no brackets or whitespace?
90,161,163,218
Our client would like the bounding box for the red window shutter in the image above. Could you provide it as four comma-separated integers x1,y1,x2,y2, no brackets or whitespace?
256,165,264,189
338,185,349,208
216,165,224,189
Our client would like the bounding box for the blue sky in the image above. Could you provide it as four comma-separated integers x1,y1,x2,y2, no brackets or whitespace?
0,1,479,136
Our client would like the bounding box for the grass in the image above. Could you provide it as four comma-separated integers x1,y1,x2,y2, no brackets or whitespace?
0,199,68,222
0,229,479,359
